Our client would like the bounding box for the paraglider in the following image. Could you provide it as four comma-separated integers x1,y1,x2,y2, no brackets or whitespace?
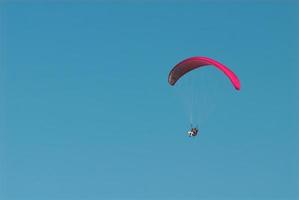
188,127,198,137
168,56,240,90
168,56,240,137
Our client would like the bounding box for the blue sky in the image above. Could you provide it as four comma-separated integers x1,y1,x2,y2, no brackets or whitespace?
0,1,299,200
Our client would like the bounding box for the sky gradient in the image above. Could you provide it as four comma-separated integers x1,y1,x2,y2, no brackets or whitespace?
1,1,299,200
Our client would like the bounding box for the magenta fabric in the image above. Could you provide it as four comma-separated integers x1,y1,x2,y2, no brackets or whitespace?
168,56,241,90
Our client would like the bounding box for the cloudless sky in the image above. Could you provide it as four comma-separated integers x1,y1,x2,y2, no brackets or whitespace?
1,1,299,200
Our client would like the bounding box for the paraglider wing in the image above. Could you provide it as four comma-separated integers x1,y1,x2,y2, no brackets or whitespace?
168,56,240,90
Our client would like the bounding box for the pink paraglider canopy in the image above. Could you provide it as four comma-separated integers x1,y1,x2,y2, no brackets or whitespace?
168,56,240,90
